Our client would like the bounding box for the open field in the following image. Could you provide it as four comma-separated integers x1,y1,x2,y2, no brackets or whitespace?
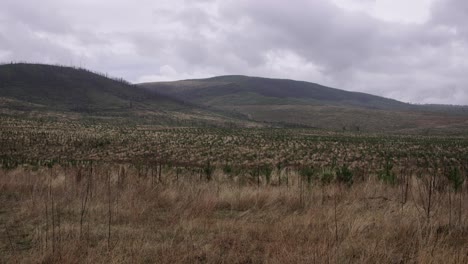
222,104,468,134
2,165,468,263
2,116,467,167
1,117,468,263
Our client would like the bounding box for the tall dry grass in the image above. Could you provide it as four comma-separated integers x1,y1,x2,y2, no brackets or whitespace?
0,164,467,263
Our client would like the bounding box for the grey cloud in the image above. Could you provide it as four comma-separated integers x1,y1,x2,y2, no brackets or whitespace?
2,0,71,34
431,0,468,29
219,0,383,70
217,0,468,104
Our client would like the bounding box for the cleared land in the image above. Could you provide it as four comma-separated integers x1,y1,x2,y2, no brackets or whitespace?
1,117,468,263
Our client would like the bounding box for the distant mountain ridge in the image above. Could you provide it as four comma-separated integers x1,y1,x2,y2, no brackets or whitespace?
0,63,251,126
141,75,420,110
0,63,171,112
140,75,468,133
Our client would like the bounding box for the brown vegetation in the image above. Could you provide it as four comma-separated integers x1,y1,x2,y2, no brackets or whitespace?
1,162,468,263
1,117,468,263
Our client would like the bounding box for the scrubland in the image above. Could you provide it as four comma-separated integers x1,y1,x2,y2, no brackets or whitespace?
1,117,468,263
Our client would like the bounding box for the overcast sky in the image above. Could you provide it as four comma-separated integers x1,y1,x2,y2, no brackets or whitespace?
1,0,467,104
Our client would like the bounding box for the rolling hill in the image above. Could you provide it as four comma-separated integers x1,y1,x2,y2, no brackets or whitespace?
0,64,251,126
140,75,468,133
140,75,408,109
2,64,467,133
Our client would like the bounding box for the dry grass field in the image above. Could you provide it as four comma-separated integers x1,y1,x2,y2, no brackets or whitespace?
2,165,468,263
1,116,468,263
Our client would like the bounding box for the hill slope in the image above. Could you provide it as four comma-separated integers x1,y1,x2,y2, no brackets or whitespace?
0,64,252,126
141,75,409,109
0,63,187,111
140,75,468,133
